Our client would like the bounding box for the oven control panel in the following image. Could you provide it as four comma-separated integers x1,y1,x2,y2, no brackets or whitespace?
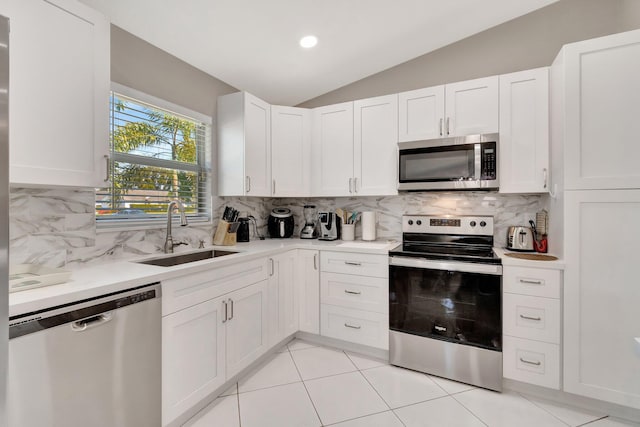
402,215,494,236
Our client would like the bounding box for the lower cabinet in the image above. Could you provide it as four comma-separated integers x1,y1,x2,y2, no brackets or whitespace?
502,266,562,389
162,296,226,426
162,279,268,426
298,250,320,334
267,251,300,346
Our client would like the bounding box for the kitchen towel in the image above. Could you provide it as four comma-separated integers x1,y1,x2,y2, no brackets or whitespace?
361,211,376,241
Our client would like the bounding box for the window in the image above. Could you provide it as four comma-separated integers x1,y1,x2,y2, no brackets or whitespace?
96,84,212,226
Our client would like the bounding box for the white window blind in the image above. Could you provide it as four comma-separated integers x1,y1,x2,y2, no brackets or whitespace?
97,85,212,225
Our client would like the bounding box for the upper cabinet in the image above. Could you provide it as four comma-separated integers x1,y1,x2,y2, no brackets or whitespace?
218,92,271,196
271,106,311,197
551,29,640,191
499,68,549,194
311,102,354,196
5,0,110,187
353,94,398,196
398,76,498,142
311,96,398,197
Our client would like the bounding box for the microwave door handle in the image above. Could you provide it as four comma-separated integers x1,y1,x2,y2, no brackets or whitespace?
475,144,482,180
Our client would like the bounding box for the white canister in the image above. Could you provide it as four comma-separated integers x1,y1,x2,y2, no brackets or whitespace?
361,211,377,241
341,224,355,241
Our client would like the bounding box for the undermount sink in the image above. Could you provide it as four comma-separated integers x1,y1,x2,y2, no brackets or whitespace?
137,249,238,267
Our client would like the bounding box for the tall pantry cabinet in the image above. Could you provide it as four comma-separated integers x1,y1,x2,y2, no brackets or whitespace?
549,29,640,409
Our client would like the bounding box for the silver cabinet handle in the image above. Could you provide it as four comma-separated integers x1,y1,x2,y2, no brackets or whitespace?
543,168,548,189
269,258,275,276
313,253,318,270
246,176,251,193
344,323,361,329
228,298,234,320
519,279,543,285
272,179,276,195
349,178,353,193
446,117,450,135
519,314,542,321
103,155,110,182
344,290,361,295
439,118,443,136
344,261,362,266
222,300,228,323
519,357,541,366
354,177,358,193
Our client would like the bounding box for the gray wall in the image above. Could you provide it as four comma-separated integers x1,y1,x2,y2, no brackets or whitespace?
299,0,640,108
111,25,237,118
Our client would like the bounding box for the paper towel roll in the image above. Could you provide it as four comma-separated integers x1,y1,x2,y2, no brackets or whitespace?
361,211,377,241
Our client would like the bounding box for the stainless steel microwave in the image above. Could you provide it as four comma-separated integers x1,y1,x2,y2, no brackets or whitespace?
398,133,499,191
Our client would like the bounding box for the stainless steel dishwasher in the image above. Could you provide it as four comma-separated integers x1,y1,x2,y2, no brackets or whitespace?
8,283,161,427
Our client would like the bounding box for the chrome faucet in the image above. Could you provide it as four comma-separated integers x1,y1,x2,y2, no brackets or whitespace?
164,200,188,253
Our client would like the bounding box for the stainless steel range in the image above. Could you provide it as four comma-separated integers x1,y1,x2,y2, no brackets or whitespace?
389,215,503,391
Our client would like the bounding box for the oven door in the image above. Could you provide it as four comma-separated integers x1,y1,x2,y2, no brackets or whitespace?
389,256,502,351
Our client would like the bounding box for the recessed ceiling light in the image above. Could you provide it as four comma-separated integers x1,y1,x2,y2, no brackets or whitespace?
299,35,318,49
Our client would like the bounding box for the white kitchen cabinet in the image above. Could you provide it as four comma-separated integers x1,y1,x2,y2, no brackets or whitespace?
445,76,499,136
271,106,311,197
502,265,562,390
499,68,550,193
4,0,110,187
311,102,354,196
267,251,299,346
551,29,640,191
562,190,640,408
353,94,398,196
226,280,269,378
218,91,271,196
398,76,498,142
398,86,445,141
298,250,320,334
162,296,226,426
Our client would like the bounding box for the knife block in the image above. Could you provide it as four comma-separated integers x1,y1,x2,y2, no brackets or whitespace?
213,220,237,246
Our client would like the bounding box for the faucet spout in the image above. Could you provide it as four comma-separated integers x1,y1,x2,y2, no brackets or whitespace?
164,200,188,253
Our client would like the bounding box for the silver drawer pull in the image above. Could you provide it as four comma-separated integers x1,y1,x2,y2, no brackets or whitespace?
519,279,543,285
344,261,362,266
519,314,542,321
519,357,542,366
344,323,361,329
344,290,361,295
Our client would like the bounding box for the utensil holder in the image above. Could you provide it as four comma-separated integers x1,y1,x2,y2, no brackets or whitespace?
341,224,355,241
213,220,237,246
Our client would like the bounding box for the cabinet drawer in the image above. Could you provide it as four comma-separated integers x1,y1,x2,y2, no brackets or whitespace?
503,293,560,344
321,273,388,313
503,266,561,298
503,336,560,389
320,304,388,350
162,258,269,315
320,251,388,278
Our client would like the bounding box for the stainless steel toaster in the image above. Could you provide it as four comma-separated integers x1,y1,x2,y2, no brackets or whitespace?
507,226,535,251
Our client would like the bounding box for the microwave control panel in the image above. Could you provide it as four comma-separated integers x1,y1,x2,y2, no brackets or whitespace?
481,142,497,180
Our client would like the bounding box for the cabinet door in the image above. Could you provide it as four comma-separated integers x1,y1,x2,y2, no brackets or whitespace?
560,30,640,190
311,102,354,196
267,251,299,345
162,297,226,426
445,76,498,136
226,280,269,378
499,68,549,194
7,0,109,187
398,86,445,142
298,250,320,334
354,94,398,196
271,106,311,197
563,190,640,408
244,93,271,196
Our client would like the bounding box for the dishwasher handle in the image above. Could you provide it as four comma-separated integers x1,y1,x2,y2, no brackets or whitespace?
71,312,113,332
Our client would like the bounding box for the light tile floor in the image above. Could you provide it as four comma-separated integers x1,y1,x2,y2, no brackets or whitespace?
186,339,640,427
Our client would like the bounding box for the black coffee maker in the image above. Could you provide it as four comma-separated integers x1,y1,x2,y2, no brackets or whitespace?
237,217,250,242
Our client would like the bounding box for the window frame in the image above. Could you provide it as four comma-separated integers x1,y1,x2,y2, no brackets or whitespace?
96,83,213,230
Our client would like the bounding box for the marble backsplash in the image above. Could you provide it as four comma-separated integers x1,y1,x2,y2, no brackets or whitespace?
9,187,548,269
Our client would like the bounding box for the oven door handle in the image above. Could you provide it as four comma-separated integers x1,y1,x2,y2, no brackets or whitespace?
389,256,503,275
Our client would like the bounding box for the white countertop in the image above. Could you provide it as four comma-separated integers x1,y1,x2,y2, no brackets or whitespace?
9,238,399,317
